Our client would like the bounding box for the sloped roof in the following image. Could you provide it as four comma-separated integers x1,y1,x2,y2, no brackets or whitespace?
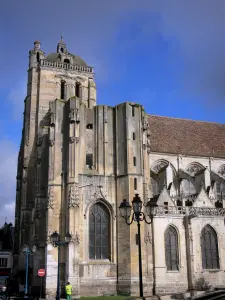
148,115,225,159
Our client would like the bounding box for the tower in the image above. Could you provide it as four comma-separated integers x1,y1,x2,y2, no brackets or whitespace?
14,38,152,298
13,38,97,295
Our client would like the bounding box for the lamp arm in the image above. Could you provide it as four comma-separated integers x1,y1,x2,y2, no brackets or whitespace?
142,213,152,225
124,213,135,225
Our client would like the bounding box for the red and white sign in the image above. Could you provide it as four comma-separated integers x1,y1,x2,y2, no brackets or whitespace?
38,269,45,277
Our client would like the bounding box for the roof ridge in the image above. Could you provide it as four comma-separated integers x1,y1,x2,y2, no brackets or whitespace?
148,114,225,126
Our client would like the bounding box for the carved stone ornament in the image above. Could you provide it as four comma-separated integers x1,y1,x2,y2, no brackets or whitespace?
75,137,79,143
218,165,225,178
75,108,80,123
71,232,80,244
152,160,168,174
147,136,151,155
92,185,107,201
144,231,152,244
49,112,56,126
69,136,75,143
69,108,75,123
186,164,202,176
36,134,43,147
23,176,27,184
23,157,28,169
142,114,149,131
46,186,54,209
68,184,79,208
49,139,55,147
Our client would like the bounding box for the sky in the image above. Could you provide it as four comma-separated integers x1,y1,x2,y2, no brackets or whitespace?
1,0,225,225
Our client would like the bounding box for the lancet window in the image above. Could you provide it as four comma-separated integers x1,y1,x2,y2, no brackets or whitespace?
89,203,110,260
164,226,179,271
201,225,219,269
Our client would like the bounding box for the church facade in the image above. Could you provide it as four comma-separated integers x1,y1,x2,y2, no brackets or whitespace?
13,39,225,298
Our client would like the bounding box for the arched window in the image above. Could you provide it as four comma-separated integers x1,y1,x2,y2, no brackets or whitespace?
89,203,110,260
165,226,179,270
60,80,66,99
201,225,219,269
64,58,70,64
75,82,81,98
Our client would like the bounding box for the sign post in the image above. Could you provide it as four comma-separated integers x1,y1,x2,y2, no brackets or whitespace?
38,269,45,298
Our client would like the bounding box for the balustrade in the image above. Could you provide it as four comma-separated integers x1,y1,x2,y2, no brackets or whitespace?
40,59,93,73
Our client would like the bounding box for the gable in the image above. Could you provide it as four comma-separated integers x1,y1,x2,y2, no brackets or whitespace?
193,188,214,208
156,186,175,207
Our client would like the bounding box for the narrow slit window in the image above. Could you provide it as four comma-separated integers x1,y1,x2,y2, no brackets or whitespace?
133,132,136,140
134,178,137,190
133,156,136,166
75,83,81,98
36,52,40,62
61,80,65,99
132,106,135,117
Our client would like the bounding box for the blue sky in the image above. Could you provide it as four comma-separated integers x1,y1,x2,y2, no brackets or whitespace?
1,0,225,224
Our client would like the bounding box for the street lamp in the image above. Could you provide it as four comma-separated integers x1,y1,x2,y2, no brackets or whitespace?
119,194,157,299
50,231,72,300
22,244,37,298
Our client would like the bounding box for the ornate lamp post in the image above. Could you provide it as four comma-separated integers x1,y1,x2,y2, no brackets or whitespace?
119,194,157,299
22,244,37,299
50,231,72,300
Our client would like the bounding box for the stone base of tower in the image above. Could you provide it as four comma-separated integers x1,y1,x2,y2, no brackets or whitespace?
117,278,153,298
80,279,117,297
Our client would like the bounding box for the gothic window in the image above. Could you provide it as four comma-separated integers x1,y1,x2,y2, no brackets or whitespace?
201,225,219,269
60,80,66,99
64,58,70,64
165,226,179,271
89,203,110,260
75,82,81,98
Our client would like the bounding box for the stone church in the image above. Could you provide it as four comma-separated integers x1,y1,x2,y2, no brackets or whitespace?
13,38,225,298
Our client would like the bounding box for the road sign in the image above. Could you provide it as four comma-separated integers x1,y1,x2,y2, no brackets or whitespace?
38,269,45,277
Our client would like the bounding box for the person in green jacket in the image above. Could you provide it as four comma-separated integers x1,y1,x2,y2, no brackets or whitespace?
65,282,72,300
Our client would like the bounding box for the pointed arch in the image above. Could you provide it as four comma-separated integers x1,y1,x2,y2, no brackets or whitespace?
217,164,225,178
185,162,205,176
164,225,179,270
89,201,110,260
201,225,219,269
150,159,178,197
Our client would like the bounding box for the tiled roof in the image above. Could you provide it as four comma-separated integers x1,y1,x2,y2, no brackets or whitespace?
148,115,225,158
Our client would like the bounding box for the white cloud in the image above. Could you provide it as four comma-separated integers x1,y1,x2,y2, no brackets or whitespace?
0,140,18,226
